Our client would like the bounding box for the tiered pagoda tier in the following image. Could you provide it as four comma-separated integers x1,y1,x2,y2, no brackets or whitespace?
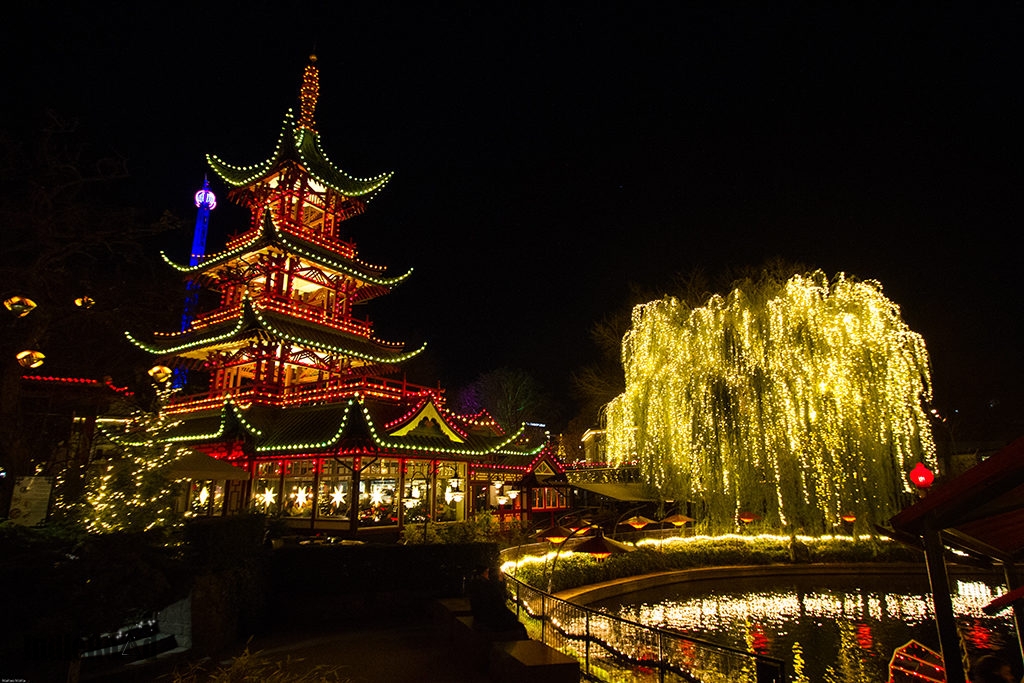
123,57,568,534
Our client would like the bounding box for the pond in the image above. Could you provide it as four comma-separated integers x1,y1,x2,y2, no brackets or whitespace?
589,571,1019,683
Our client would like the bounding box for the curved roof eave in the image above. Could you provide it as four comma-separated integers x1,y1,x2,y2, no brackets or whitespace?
252,303,427,363
161,211,413,288
125,311,253,356
127,297,425,363
206,110,393,203
295,128,393,200
206,111,296,187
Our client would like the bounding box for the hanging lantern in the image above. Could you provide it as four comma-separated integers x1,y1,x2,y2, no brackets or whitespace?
74,296,95,309
16,350,45,368
738,511,760,524
841,513,857,524
148,365,173,383
909,462,935,489
507,488,520,499
4,296,37,317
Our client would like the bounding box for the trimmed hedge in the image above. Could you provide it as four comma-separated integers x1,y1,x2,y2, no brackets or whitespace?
512,536,923,593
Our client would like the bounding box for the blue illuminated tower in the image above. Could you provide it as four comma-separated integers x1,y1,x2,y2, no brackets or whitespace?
172,177,217,387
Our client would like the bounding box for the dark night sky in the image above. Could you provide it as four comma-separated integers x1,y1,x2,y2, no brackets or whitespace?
3,3,1022,429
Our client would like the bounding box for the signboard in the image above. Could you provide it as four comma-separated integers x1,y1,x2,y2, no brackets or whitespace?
8,476,53,526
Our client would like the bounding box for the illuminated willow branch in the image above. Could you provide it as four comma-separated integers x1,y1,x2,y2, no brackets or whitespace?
604,271,937,534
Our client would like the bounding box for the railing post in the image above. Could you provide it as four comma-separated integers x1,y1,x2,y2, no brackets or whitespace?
658,631,665,683
541,593,547,643
585,610,590,677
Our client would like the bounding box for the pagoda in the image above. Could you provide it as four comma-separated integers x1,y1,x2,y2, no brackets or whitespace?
124,57,567,535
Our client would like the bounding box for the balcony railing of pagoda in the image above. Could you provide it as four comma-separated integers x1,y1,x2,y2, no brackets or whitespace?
258,297,374,339
165,376,443,414
275,216,360,262
281,376,442,404
180,297,374,340
185,305,244,333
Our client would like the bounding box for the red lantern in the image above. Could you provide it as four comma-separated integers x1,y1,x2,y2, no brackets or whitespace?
738,511,759,524
841,513,857,524
909,462,935,489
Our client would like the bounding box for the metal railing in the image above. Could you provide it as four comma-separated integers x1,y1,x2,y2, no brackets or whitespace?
502,562,787,683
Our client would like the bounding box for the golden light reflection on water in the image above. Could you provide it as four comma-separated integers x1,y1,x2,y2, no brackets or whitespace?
604,578,1015,683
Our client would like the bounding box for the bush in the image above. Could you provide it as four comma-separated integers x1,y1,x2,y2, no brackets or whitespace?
400,511,521,545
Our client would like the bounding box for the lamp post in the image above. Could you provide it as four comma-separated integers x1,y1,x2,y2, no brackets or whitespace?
542,523,592,593
660,512,694,546
612,505,653,539
542,523,635,592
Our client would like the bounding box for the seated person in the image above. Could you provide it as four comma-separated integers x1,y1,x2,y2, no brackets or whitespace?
466,565,528,639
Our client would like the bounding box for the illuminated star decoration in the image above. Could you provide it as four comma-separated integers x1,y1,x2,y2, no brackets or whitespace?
330,486,346,506
604,270,938,535
260,488,277,507
293,486,310,509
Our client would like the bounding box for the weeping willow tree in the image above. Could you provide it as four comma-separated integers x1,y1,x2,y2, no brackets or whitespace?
603,270,937,535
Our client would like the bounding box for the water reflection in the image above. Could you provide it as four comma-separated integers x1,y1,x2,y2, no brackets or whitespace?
594,574,1017,683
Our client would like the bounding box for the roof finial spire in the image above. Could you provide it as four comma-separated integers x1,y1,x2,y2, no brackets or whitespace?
297,54,319,133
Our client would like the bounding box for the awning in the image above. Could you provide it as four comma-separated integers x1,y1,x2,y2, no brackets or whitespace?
168,450,250,480
570,482,660,502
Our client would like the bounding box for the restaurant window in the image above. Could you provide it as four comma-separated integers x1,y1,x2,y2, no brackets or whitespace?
358,458,398,526
188,480,223,517
316,458,351,519
435,461,467,522
283,459,315,518
252,461,282,514
531,487,567,510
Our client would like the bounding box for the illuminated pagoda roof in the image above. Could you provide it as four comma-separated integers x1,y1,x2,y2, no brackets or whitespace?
207,57,392,202
161,209,413,290
153,396,547,461
126,297,425,367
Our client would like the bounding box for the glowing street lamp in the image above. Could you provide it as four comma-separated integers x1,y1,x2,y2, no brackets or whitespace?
538,524,573,545
16,350,45,368
574,529,634,562
621,515,656,530
148,365,173,383
4,296,36,318
738,511,761,525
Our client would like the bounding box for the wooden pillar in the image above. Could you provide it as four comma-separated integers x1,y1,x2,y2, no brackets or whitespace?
348,457,361,538
922,527,966,683
397,459,408,530
309,459,320,532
